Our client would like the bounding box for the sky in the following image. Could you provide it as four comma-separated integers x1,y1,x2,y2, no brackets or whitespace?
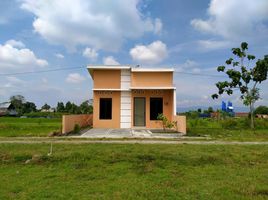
0,0,268,110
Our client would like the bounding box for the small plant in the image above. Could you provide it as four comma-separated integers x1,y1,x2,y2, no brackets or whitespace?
73,124,81,134
157,113,176,131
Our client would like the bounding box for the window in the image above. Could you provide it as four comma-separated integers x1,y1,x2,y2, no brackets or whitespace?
99,98,112,119
150,98,163,120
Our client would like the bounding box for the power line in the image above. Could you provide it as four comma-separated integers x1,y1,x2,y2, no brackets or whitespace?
174,71,226,78
0,66,226,78
0,66,85,76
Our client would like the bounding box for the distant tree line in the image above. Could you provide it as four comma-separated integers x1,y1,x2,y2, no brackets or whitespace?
9,95,93,116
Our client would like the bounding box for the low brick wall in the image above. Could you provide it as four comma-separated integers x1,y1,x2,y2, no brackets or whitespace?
173,115,187,134
62,114,93,134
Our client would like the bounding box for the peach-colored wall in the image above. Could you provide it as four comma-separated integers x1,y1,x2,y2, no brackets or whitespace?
131,72,173,87
131,89,174,129
93,91,120,128
62,114,93,134
93,70,121,89
173,115,187,134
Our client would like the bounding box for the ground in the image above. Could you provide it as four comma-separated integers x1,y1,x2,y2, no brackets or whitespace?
1,117,268,199
0,143,267,199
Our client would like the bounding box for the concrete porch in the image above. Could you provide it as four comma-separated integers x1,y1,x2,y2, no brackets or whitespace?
79,128,184,139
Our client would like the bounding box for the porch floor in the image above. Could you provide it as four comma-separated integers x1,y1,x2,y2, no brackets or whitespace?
79,128,184,139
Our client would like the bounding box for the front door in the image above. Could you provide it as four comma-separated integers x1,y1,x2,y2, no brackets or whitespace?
134,97,146,126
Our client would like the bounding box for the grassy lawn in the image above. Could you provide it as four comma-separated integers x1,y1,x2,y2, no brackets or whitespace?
0,117,61,137
187,118,268,141
0,143,267,199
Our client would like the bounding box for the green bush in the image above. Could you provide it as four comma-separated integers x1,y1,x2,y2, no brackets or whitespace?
24,112,64,118
73,124,81,134
221,119,238,129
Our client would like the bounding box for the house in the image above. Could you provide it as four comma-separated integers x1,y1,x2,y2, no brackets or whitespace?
87,65,186,133
0,102,17,116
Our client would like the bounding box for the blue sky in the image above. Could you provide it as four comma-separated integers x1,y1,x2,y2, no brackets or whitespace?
0,0,268,110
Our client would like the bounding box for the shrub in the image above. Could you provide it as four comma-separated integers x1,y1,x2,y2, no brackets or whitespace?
73,124,81,134
221,119,238,129
157,114,176,131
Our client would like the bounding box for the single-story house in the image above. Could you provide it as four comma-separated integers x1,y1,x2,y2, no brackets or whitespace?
87,65,185,132
0,102,17,116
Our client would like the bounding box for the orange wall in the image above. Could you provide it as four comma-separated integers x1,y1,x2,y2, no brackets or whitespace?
93,91,120,128
62,114,93,133
131,89,174,129
173,115,186,134
93,70,121,89
131,72,173,87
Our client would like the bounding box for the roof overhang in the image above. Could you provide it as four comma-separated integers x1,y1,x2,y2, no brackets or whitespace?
131,68,174,72
87,65,132,78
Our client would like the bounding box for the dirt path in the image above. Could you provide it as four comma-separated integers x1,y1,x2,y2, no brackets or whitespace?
0,138,268,145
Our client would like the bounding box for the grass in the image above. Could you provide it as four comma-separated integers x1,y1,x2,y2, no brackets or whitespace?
187,118,268,141
0,117,61,137
0,143,268,199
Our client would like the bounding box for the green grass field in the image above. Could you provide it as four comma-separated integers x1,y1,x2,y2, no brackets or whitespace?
187,118,268,141
0,143,267,199
0,117,267,141
0,117,61,137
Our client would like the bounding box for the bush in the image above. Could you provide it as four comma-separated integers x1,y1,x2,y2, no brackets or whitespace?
24,112,63,118
73,124,81,134
221,119,238,129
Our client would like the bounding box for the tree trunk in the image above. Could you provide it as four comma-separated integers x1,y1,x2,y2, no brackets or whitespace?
250,103,255,129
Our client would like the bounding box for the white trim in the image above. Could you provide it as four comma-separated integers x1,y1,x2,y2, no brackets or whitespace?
131,68,174,72
130,86,176,90
120,91,131,128
87,65,131,70
173,89,177,115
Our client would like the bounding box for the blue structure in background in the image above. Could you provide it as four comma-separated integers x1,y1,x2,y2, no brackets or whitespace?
222,101,234,116
222,101,227,112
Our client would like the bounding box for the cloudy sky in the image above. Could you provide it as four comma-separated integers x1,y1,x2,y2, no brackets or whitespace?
0,0,268,110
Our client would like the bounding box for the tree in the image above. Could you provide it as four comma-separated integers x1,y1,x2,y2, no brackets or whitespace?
212,42,268,128
254,106,268,115
65,101,72,113
22,102,37,113
80,100,93,114
56,102,65,112
10,95,26,115
41,103,51,110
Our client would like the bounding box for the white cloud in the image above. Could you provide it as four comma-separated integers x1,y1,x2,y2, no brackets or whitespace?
103,56,120,65
5,40,25,48
20,0,162,51
175,60,201,73
0,42,48,72
66,73,85,83
197,40,231,51
129,40,168,64
55,53,64,59
191,0,268,41
83,47,98,60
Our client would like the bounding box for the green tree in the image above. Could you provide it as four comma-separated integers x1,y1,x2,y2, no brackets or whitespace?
254,106,268,115
41,103,51,110
80,100,93,114
56,102,65,112
22,102,37,113
10,95,26,115
65,101,72,113
212,42,268,128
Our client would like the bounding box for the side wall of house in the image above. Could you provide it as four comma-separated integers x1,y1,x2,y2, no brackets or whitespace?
131,89,174,129
131,72,173,87
93,91,121,128
93,70,121,89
